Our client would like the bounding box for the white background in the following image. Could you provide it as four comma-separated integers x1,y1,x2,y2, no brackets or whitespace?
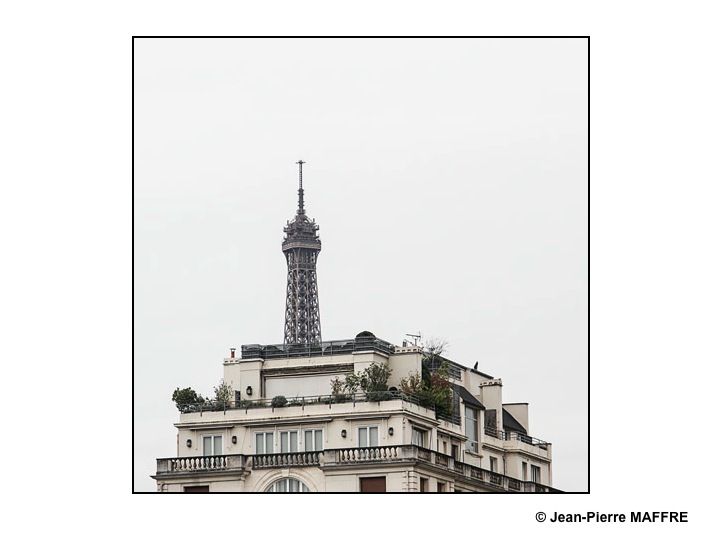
133,37,588,492
2,1,718,539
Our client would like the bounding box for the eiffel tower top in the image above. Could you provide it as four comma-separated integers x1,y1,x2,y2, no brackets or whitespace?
282,160,321,252
296,160,306,215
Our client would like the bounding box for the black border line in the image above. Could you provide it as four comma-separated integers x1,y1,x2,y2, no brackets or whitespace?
132,35,590,495
587,35,591,496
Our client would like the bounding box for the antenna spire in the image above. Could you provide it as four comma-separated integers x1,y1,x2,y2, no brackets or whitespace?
296,160,306,214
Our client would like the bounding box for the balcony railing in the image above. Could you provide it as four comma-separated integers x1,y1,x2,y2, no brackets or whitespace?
484,428,550,448
179,390,462,426
324,444,559,492
334,445,404,464
155,445,560,492
240,336,395,360
156,454,246,475
252,451,322,469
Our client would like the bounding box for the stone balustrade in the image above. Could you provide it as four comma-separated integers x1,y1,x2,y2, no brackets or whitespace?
156,454,246,474
155,445,559,492
333,445,402,463
251,451,322,469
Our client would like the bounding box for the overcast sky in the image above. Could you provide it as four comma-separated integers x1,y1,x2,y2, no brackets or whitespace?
133,37,588,492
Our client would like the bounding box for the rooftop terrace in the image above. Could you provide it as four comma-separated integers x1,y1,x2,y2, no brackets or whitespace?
239,332,468,381
240,332,397,360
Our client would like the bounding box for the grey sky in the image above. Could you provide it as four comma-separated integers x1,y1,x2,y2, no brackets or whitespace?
134,38,588,492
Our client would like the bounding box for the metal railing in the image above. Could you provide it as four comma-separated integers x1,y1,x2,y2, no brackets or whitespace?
484,428,550,448
180,390,411,412
179,390,462,425
424,356,463,380
240,336,395,360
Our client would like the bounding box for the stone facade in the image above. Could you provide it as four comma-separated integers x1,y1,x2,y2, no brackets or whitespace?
153,333,557,493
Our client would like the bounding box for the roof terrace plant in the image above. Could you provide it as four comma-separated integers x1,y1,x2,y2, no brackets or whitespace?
331,362,393,401
171,387,206,412
213,379,233,406
400,339,453,417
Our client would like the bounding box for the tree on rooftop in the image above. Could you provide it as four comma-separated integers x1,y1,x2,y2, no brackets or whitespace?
400,337,453,416
171,387,206,411
213,379,233,405
334,362,392,399
330,376,344,396
361,362,392,396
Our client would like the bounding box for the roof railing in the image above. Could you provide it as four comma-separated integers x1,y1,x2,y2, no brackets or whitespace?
484,427,550,448
178,390,462,425
240,336,395,360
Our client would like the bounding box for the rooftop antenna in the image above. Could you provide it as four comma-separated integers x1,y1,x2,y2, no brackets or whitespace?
405,332,422,346
296,159,305,214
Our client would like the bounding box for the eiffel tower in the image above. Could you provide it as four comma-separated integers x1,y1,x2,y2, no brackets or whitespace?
282,160,322,345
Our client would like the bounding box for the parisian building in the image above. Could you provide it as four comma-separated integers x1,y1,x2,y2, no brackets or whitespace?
152,163,557,493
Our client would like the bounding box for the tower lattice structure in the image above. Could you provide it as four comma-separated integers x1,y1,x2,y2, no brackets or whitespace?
283,160,322,345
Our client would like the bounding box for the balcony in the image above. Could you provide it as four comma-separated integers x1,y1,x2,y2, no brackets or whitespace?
483,428,552,461
324,445,558,492
180,391,418,413
332,445,409,464
155,454,247,476
178,391,462,426
155,445,559,492
252,451,322,469
484,428,550,448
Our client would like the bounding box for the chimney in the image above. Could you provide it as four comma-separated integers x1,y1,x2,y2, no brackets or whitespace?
230,348,236,359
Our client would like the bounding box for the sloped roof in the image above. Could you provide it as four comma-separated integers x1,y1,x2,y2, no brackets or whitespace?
453,384,485,410
502,408,527,434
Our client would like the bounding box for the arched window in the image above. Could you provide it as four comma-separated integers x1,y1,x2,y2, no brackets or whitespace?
265,477,310,492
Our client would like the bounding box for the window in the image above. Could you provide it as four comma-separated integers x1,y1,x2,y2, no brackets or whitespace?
490,456,498,472
451,444,459,459
465,406,478,452
255,432,274,454
437,482,446,493
358,426,379,447
522,461,528,480
266,478,309,492
419,477,429,492
183,485,209,493
442,441,448,454
202,435,222,456
411,427,427,448
304,429,323,451
280,430,299,453
531,465,541,483
360,477,386,492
